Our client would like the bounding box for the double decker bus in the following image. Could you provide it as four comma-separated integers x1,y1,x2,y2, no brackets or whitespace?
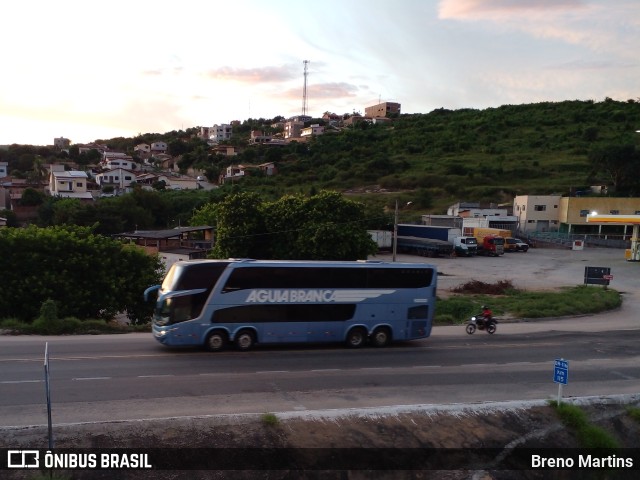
145,259,437,351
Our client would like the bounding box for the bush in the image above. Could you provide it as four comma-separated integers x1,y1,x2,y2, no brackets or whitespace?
0,318,34,333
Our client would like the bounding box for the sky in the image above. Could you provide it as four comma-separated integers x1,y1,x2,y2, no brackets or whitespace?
1,0,638,146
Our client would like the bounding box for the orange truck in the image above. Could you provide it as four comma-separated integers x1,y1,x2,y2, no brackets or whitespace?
467,228,510,256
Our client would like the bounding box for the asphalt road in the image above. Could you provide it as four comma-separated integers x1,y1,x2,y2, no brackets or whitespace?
1,246,638,428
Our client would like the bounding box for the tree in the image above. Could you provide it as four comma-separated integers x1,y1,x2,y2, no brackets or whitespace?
210,192,268,259
264,191,377,260
0,225,163,323
589,144,640,194
19,187,46,206
0,209,18,227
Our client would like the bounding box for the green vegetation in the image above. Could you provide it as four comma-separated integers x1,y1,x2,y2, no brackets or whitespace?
0,225,163,324
434,284,621,324
192,191,378,260
261,413,279,427
627,407,640,423
2,99,640,228
550,401,620,449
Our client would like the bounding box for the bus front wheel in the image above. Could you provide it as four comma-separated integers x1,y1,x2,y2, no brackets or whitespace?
205,331,228,352
346,327,367,348
371,327,391,347
234,330,255,351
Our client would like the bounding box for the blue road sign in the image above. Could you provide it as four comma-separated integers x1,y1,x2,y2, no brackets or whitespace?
553,359,569,385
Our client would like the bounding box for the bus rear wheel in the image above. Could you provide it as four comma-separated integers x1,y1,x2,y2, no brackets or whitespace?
371,327,392,347
346,327,367,348
205,331,228,352
234,330,255,351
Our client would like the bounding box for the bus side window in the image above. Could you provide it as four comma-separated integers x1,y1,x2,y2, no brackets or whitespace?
407,305,428,319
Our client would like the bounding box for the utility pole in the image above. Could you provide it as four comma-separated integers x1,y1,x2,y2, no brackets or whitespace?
302,60,309,117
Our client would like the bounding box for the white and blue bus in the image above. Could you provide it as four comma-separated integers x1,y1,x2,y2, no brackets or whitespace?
145,259,437,351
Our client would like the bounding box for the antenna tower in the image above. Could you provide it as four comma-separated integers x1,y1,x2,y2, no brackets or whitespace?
302,60,309,117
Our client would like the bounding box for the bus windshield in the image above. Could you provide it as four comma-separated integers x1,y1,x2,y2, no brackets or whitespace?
154,261,229,326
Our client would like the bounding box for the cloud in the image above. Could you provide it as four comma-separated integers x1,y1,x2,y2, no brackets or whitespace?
205,65,299,83
277,82,361,102
438,0,588,20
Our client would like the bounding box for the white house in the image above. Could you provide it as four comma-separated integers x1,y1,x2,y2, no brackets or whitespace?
105,158,136,170
49,170,93,199
95,168,137,192
301,124,324,137
209,124,232,142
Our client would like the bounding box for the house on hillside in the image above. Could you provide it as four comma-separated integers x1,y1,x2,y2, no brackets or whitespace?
104,157,136,171
134,143,151,160
301,124,324,137
95,168,137,194
218,162,276,184
150,141,168,155
48,170,93,200
365,101,401,118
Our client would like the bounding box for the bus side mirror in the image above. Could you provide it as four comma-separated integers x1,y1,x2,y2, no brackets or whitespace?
144,285,161,302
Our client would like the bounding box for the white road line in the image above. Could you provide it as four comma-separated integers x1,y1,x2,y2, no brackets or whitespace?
137,375,174,378
311,369,342,372
256,370,290,374
72,377,111,381
610,371,636,380
0,380,43,384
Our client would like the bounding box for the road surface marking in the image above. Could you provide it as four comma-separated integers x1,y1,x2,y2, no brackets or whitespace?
0,380,43,384
72,377,111,381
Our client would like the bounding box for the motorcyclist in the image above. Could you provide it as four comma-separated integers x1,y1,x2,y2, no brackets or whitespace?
480,305,493,327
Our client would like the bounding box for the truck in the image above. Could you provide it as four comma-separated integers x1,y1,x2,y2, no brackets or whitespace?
464,227,512,240
395,224,476,257
452,236,478,256
477,235,505,256
466,227,508,256
368,230,393,251
504,237,529,252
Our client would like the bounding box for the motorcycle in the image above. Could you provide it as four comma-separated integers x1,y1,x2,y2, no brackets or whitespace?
465,314,498,334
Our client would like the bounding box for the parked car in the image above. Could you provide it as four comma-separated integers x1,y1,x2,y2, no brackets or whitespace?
505,237,529,252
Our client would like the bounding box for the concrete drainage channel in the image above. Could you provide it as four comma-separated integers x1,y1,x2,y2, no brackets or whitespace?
2,394,640,479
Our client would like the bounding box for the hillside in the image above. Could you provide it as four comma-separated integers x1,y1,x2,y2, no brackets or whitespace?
2,98,639,219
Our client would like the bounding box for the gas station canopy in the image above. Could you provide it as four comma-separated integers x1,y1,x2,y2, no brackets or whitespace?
587,214,640,261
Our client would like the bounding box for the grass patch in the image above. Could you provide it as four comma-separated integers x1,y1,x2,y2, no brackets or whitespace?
435,284,621,324
627,407,640,423
261,413,279,427
550,401,620,449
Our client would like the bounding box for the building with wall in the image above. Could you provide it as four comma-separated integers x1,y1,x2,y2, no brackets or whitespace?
301,124,324,137
54,137,71,150
558,197,640,236
209,124,232,143
513,195,562,233
365,102,401,118
284,120,304,139
515,194,640,237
